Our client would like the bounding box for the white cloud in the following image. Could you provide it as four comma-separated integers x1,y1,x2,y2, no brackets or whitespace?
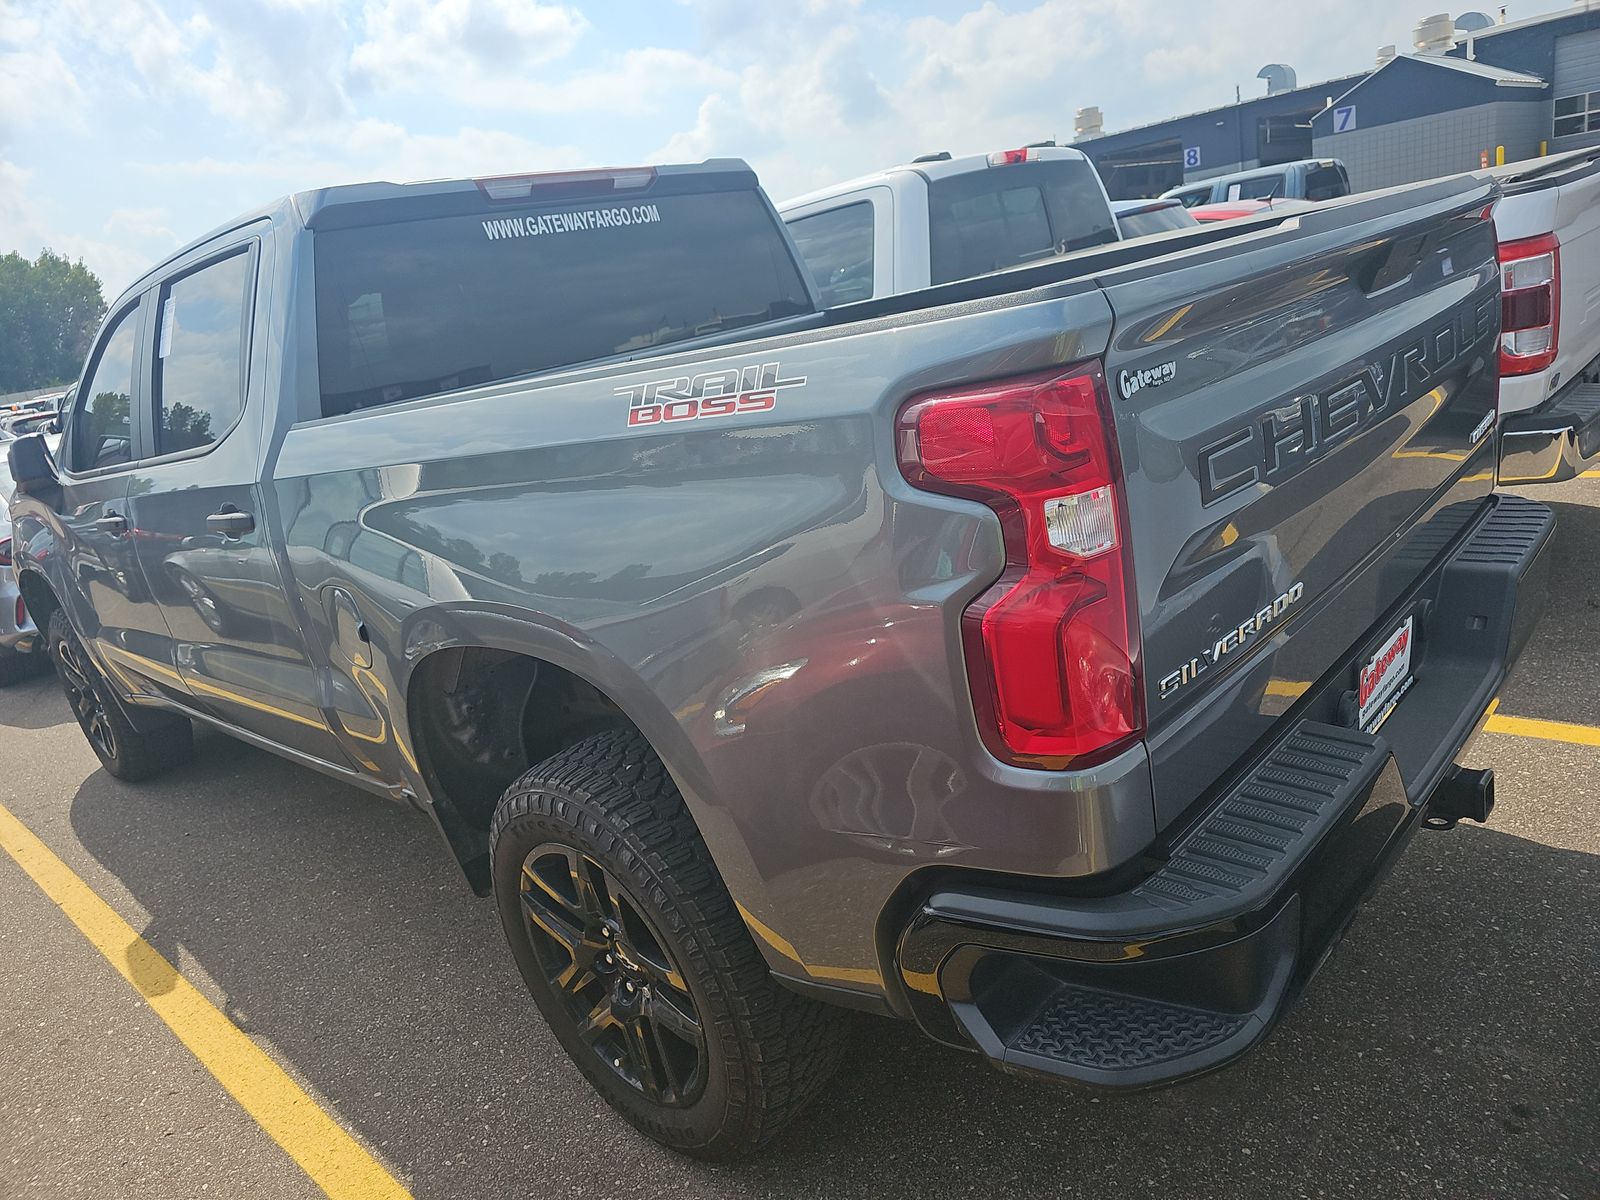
350,0,587,94
0,165,174,294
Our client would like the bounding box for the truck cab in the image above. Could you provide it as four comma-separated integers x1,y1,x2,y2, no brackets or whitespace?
1163,158,1352,208
779,145,1119,305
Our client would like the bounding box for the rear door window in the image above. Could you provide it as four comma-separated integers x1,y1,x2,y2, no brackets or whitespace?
927,160,1117,285
1228,174,1285,201
153,249,252,454
786,202,875,306
70,304,140,472
313,188,813,417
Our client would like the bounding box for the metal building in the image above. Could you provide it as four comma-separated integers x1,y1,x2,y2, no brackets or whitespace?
1078,3,1600,199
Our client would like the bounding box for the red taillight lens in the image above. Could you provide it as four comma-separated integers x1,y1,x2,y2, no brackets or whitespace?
1499,233,1560,377
0,539,11,568
987,148,1030,166
897,366,1141,768
14,596,24,628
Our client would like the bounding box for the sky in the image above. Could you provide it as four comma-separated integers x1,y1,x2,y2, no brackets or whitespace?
0,0,1568,295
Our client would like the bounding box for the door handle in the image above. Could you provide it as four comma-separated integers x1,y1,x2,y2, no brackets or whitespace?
94,511,127,536
206,506,255,538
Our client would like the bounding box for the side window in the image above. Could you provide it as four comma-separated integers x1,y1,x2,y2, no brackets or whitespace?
786,203,875,306
70,305,140,472
1233,175,1285,201
153,250,251,455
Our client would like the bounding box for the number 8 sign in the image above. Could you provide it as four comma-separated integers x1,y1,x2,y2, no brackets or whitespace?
1183,146,1201,170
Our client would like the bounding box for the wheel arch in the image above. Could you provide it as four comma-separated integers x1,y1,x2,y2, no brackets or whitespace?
395,604,728,899
15,565,62,642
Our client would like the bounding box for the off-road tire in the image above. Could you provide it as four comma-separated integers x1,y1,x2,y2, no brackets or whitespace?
48,609,193,781
489,728,845,1159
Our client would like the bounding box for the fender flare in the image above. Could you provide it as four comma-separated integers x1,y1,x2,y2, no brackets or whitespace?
394,602,748,899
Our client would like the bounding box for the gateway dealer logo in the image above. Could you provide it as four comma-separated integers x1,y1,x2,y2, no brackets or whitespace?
1118,360,1177,401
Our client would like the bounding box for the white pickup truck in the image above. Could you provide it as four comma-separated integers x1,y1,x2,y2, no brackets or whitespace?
1494,147,1600,484
778,145,1121,305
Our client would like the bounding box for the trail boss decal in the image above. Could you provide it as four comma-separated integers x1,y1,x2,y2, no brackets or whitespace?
619,362,806,427
1158,581,1305,701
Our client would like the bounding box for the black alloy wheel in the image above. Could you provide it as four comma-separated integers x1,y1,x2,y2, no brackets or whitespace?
518,842,706,1106
55,629,117,762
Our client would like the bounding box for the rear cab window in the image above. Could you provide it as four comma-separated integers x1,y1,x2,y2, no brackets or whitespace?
312,182,814,418
927,159,1117,286
1304,164,1350,202
786,202,875,306
1117,204,1197,238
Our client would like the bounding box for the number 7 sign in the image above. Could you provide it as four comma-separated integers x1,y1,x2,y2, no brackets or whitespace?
1333,105,1357,133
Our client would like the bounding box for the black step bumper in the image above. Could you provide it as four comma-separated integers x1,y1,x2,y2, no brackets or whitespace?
895,496,1555,1090
1499,382,1600,484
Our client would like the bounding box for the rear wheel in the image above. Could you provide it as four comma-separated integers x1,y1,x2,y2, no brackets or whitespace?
489,729,845,1159
48,610,192,781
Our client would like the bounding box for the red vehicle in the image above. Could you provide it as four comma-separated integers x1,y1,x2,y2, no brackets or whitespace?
1190,198,1317,223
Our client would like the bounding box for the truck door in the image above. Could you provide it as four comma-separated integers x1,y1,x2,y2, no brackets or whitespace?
53,292,198,705
122,234,352,768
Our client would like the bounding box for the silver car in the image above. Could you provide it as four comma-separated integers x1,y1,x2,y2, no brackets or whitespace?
0,444,48,685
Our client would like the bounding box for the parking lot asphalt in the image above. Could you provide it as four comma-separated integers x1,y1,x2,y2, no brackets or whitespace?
2,480,1598,1200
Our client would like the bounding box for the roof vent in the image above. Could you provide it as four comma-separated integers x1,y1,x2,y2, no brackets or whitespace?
1455,11,1494,32
1376,43,1398,65
1256,63,1298,95
1074,106,1103,140
1413,12,1456,52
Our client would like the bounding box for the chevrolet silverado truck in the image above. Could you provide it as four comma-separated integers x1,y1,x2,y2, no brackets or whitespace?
1492,146,1600,484
8,159,1552,1158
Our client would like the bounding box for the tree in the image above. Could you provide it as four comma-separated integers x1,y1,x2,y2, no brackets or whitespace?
0,250,107,392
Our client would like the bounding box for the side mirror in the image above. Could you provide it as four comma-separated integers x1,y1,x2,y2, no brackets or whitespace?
47,418,61,435
8,433,59,497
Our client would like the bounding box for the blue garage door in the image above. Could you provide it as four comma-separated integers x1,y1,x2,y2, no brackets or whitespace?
1553,28,1600,148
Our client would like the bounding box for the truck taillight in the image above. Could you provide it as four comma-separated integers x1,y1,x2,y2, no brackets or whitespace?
897,366,1142,769
1499,233,1560,377
986,148,1031,166
474,166,656,201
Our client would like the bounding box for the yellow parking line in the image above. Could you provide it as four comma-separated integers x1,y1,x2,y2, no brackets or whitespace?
1582,470,1600,478
0,802,412,1200
1483,710,1600,747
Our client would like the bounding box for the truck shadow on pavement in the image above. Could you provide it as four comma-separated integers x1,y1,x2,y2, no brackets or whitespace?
58,724,1598,1200
0,665,74,730
1498,496,1600,727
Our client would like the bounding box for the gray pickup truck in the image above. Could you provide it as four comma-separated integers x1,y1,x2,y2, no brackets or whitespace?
7,159,1552,1159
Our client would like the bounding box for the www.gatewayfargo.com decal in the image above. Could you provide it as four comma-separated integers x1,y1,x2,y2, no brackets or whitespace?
618,363,807,427
482,203,663,240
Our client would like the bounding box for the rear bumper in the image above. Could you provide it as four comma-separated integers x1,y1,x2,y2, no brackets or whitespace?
895,495,1554,1089
1498,380,1600,484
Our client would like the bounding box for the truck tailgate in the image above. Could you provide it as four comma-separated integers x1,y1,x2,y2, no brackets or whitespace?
1099,176,1502,830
